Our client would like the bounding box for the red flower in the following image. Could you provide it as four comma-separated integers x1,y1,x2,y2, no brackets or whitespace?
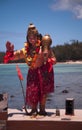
16,65,24,80
4,51,14,63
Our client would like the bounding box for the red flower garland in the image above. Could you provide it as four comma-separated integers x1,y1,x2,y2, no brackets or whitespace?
4,51,14,63
24,40,41,68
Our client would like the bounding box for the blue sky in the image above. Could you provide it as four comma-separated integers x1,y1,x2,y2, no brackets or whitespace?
0,0,82,51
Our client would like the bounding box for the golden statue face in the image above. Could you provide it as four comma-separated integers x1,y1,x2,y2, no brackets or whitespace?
41,35,52,53
28,34,37,45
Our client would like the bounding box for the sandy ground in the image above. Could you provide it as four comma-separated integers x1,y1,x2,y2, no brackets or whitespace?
57,60,82,64
0,60,82,65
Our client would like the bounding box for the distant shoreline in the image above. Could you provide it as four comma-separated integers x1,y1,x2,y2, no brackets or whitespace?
57,60,82,64
0,60,82,65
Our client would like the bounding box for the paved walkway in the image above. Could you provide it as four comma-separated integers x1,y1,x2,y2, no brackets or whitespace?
8,109,82,121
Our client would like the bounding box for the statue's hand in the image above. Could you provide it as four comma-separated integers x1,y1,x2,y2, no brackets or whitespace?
6,41,14,51
4,41,14,63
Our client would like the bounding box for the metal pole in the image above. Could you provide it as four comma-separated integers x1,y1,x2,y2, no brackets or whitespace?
19,79,28,115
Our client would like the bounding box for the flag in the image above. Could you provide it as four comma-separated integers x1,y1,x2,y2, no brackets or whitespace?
16,65,24,80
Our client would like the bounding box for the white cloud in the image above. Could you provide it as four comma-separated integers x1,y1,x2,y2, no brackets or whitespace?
50,0,82,19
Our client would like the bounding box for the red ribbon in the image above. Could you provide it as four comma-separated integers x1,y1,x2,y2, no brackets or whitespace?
16,65,24,80
48,58,54,72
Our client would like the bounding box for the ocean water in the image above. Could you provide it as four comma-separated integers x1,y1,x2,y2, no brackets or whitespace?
0,63,82,110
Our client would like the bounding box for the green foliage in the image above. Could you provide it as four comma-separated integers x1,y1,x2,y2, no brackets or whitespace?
52,40,82,62
0,52,5,63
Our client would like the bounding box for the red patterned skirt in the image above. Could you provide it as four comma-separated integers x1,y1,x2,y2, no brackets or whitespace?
26,62,55,107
